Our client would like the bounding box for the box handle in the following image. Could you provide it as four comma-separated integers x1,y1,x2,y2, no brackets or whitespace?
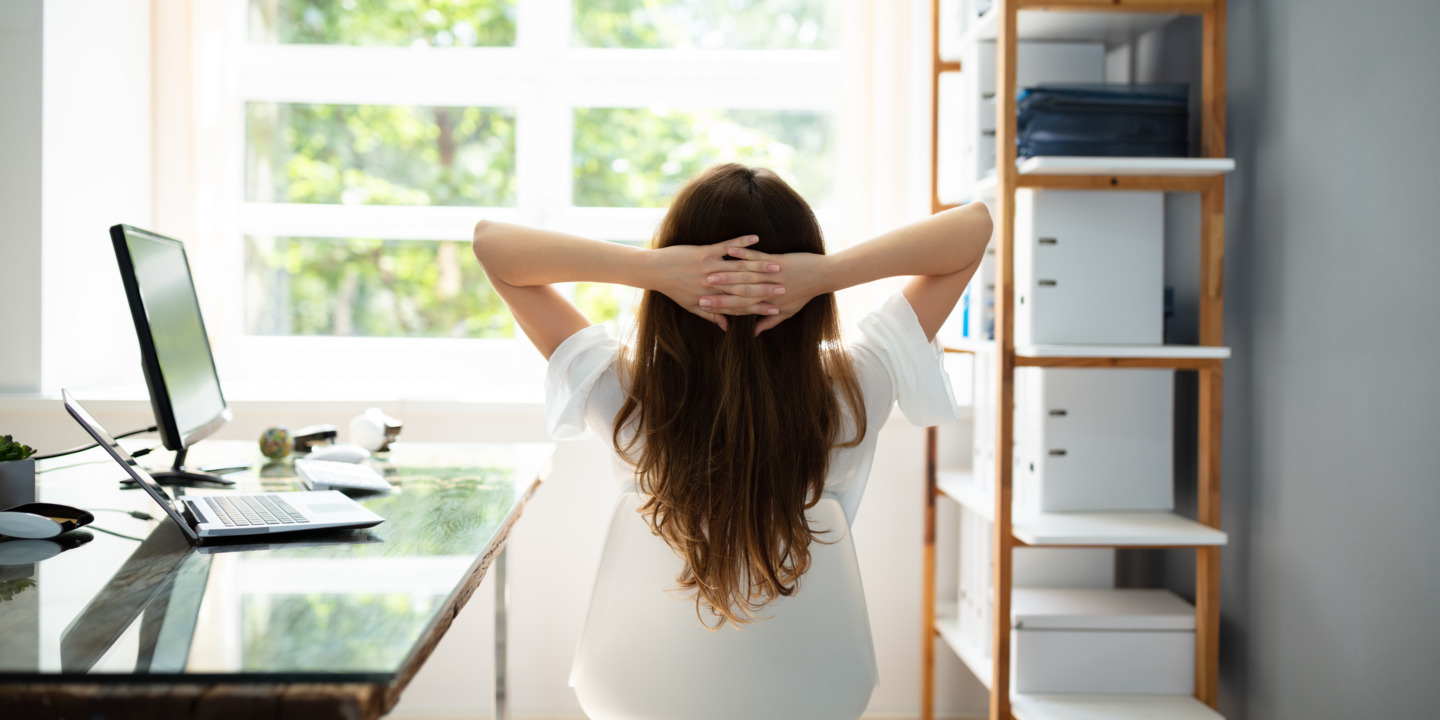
1048,449,1068,457
1038,237,1058,245
1048,409,1068,417
1038,279,1058,287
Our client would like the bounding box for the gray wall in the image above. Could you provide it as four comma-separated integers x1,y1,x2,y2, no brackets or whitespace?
1158,1,1440,718
0,1,43,393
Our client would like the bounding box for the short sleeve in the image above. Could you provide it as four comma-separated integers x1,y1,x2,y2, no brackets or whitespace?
853,293,961,426
544,325,621,440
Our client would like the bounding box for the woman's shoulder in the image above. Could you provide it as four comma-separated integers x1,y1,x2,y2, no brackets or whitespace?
545,324,623,440
848,292,961,427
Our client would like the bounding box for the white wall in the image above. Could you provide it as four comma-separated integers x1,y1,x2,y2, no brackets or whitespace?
40,0,154,394
0,0,44,393
0,0,153,395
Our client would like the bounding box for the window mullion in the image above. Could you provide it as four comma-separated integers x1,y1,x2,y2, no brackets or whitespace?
523,0,576,228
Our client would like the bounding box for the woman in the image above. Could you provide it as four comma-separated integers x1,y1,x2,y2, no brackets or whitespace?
475,164,989,716
472,164,991,628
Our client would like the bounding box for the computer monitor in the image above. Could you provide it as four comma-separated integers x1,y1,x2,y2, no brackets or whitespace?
110,224,234,485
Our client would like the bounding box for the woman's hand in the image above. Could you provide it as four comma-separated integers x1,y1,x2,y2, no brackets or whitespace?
706,246,831,335
652,235,785,330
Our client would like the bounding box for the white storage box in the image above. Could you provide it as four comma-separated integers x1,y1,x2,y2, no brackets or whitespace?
936,71,970,205
970,350,996,484
1011,588,1196,694
1015,367,1173,512
956,505,993,654
941,41,1105,203
1015,190,1165,346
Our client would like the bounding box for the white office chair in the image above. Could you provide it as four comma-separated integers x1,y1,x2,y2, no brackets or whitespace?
571,492,877,720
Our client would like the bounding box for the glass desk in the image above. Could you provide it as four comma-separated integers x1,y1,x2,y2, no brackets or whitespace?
0,441,554,720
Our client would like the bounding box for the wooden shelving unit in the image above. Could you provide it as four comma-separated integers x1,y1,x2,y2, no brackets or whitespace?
923,2,1231,719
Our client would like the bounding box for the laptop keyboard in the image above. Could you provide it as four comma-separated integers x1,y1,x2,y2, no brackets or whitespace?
204,495,310,527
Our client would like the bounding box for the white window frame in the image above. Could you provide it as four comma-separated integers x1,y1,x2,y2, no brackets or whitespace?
178,0,861,400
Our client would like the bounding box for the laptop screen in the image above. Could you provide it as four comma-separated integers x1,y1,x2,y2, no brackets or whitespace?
62,390,199,542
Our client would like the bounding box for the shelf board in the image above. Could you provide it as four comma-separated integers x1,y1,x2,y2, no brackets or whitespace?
1013,510,1227,547
1016,344,1229,369
939,473,1226,547
959,7,1192,49
934,611,994,690
942,338,996,355
958,157,1234,202
937,469,994,522
940,342,1230,368
1013,693,1224,720
1016,156,1235,177
1019,343,1229,359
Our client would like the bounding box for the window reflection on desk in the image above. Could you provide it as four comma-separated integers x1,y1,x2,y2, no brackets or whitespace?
197,469,520,674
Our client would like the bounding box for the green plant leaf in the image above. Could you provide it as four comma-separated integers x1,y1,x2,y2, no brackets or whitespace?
0,435,36,462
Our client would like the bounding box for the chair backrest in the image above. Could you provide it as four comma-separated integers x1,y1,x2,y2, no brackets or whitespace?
571,492,877,720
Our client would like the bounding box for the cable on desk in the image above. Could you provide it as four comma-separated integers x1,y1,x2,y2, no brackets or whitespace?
36,446,158,474
86,525,147,542
32,426,159,461
90,508,157,522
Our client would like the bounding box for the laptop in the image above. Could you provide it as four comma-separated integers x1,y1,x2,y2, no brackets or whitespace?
63,389,384,544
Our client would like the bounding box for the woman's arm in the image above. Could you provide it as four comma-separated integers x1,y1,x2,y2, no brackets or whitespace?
471,221,784,358
715,202,994,339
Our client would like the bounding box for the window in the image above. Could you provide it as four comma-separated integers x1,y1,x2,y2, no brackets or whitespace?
205,0,848,394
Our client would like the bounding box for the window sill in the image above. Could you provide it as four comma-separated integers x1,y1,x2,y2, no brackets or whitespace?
0,379,548,416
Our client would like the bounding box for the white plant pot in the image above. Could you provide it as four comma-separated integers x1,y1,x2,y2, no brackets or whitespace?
0,459,36,509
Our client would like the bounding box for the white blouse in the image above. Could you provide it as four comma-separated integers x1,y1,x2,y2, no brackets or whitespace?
544,292,959,524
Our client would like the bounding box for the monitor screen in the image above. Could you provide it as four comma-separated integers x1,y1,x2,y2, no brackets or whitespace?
110,225,229,451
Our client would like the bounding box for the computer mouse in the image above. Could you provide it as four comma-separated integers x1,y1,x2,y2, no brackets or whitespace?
305,444,371,463
0,503,94,539
0,511,62,539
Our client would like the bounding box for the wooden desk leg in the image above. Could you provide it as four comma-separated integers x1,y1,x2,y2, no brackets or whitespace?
494,546,509,720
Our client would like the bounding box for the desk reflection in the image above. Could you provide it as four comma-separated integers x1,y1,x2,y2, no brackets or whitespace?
55,522,384,674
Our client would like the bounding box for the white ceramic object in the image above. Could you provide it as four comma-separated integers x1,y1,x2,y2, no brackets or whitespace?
349,408,401,452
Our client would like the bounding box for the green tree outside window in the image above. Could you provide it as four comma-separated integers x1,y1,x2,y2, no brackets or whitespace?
244,0,837,339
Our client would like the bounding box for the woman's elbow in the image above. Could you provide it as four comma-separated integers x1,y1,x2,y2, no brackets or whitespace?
471,220,521,288
968,201,994,239
471,219,496,265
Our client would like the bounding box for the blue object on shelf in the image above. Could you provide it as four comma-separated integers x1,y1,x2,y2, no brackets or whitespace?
960,286,971,338
1017,83,1189,158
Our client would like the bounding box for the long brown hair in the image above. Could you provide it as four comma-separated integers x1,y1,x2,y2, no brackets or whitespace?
613,164,867,629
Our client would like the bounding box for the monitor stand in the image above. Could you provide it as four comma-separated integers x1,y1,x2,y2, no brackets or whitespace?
146,448,235,487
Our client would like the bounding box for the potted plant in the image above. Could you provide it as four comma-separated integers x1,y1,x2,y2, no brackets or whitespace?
0,435,37,508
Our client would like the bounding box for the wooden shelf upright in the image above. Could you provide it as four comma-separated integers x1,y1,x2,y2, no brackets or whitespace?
923,2,1230,719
